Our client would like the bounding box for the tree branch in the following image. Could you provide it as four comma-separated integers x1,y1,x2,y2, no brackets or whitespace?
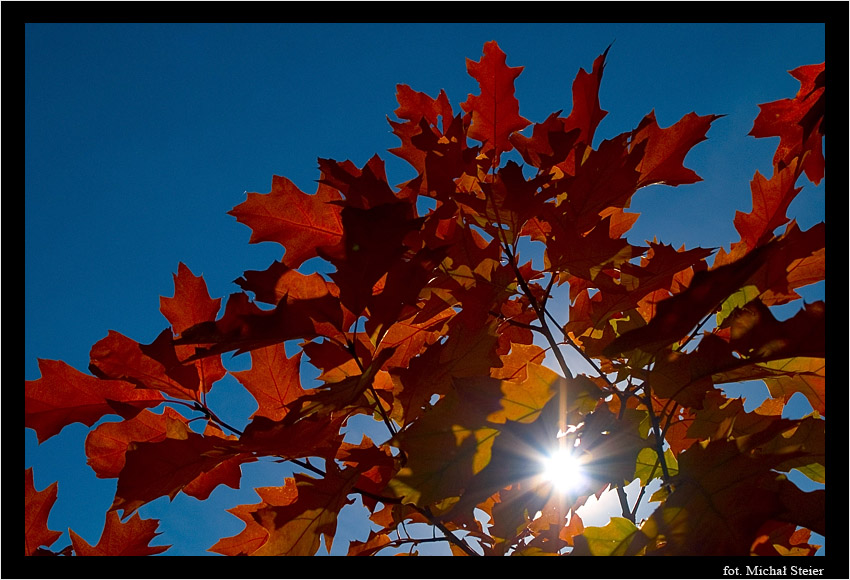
641,380,672,489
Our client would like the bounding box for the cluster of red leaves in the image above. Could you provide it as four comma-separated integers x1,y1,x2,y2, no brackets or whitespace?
26,41,824,556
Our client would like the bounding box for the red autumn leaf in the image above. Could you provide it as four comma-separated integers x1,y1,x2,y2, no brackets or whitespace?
318,155,404,209
393,84,454,129
89,329,206,400
373,308,453,370
468,161,553,244
750,62,824,185
733,162,803,251
69,511,170,556
236,411,347,461
629,110,721,188
182,422,251,501
231,343,305,422
159,262,221,335
564,242,713,344
542,213,645,282
346,531,393,556
25,468,62,556
284,347,396,421
638,427,823,555
174,291,340,361
510,111,581,170
603,241,779,356
26,359,163,443
414,113,480,202
716,219,824,308
220,468,357,556
85,406,188,479
461,40,530,157
390,309,502,426
234,259,335,305
228,175,344,268
363,245,448,337
111,423,241,517
25,42,825,558
562,45,610,148
318,201,423,315
208,500,273,556
512,46,609,174
335,436,396,510
558,132,643,230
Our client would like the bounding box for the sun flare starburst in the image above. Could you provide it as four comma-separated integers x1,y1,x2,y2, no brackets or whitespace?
541,448,586,493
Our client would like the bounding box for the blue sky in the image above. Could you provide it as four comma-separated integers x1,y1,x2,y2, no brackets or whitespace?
25,23,825,556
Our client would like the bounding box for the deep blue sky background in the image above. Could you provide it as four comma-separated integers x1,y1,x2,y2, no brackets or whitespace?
25,23,825,556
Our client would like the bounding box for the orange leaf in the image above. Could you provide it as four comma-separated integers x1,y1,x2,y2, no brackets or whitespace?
235,259,334,305
232,344,304,422
69,511,169,556
217,469,356,556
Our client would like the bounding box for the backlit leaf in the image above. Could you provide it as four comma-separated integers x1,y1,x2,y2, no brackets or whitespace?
69,511,169,556
25,468,61,556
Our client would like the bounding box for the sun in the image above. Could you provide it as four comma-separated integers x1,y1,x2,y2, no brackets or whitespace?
541,448,586,493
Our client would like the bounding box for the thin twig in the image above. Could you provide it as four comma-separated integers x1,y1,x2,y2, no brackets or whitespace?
288,457,477,555
345,335,397,438
641,380,672,489
419,506,479,556
504,244,574,382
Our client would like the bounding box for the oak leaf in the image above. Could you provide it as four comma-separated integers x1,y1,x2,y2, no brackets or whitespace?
159,262,221,335
749,62,824,185
111,421,242,517
25,468,61,556
228,176,343,268
461,40,530,157
733,162,802,251
603,241,778,357
216,468,357,556
89,329,210,400
26,359,163,443
629,110,721,188
69,511,169,556
638,430,824,555
231,344,304,422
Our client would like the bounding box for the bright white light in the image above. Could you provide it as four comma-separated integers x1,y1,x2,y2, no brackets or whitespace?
541,448,585,493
